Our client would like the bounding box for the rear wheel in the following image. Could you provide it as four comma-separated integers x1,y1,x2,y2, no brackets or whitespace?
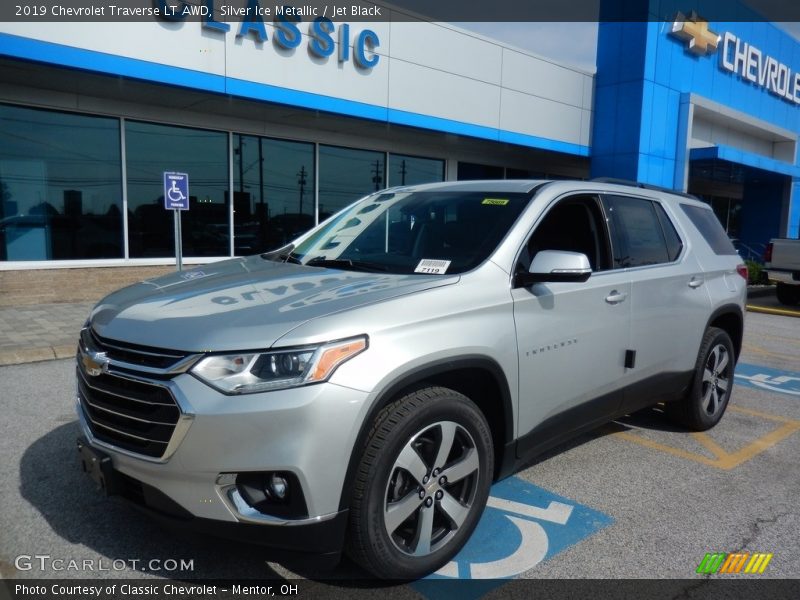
776,283,800,306
667,327,734,431
346,386,493,579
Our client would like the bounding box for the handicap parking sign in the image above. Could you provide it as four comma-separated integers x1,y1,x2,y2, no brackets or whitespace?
163,172,189,210
414,477,613,599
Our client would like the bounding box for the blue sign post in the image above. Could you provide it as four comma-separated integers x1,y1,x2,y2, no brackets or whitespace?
163,172,189,271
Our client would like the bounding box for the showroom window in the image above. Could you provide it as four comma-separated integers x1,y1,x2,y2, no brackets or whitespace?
319,145,386,220
126,121,229,258
0,105,450,264
0,104,123,261
233,135,316,255
388,154,444,186
457,162,504,180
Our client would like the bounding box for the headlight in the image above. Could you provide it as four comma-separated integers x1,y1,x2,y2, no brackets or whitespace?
190,336,368,394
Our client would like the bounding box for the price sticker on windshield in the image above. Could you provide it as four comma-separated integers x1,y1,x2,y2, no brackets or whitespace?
415,259,451,274
482,198,509,206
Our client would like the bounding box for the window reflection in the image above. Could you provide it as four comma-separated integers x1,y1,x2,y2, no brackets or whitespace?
319,145,385,220
233,135,315,255
457,162,503,180
388,154,444,186
126,121,229,258
0,104,123,260
0,104,455,263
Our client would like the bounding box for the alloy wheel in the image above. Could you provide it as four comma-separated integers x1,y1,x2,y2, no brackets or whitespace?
383,421,480,557
702,343,731,416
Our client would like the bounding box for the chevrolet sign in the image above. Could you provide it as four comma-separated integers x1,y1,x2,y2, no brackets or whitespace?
670,13,800,107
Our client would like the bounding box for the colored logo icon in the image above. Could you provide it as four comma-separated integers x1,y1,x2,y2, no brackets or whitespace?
697,552,774,574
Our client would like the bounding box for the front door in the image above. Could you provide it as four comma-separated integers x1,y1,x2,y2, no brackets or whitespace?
511,194,632,455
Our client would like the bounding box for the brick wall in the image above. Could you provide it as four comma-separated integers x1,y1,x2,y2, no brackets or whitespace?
0,266,174,306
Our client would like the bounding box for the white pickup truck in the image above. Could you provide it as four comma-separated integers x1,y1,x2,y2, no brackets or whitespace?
765,238,800,305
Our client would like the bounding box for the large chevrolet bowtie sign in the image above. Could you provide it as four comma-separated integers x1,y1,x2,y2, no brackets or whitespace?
670,11,800,107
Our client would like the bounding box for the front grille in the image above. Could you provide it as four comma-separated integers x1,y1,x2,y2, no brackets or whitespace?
77,366,180,458
84,328,188,371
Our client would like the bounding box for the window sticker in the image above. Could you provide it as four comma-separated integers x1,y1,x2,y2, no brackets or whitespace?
482,198,509,206
414,259,452,274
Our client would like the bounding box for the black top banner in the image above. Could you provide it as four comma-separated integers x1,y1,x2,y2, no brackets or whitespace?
2,0,800,23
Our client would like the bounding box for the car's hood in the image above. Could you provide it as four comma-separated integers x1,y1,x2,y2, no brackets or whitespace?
89,255,458,351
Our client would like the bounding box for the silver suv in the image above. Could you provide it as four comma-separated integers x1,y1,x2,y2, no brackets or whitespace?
76,180,747,579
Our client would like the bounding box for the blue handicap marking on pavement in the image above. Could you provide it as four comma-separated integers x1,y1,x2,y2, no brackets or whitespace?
413,476,613,598
163,171,190,210
735,362,800,397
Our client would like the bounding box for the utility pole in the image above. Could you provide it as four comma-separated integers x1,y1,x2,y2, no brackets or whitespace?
297,165,307,215
372,159,383,191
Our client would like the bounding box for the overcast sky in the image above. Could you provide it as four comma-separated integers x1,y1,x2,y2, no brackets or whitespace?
454,22,800,74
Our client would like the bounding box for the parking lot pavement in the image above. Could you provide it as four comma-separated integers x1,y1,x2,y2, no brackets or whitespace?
0,312,798,587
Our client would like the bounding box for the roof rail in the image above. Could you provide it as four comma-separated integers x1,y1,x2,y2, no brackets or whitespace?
590,177,701,201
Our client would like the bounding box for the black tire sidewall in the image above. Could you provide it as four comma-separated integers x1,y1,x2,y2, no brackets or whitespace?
357,390,493,579
687,328,735,430
776,283,800,306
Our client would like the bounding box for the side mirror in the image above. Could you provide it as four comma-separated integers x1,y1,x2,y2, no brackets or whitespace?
514,250,592,287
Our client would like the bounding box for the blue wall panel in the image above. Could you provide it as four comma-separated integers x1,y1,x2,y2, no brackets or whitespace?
790,182,800,238
592,0,800,241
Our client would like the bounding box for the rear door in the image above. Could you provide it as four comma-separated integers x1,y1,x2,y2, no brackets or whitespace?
602,194,712,413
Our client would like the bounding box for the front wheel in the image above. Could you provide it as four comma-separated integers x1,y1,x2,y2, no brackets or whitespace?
667,327,735,431
346,386,493,579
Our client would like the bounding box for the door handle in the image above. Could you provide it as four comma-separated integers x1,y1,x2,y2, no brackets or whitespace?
605,290,628,304
688,276,705,289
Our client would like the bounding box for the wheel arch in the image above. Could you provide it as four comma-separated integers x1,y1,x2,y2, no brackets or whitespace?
337,356,514,512
706,304,744,361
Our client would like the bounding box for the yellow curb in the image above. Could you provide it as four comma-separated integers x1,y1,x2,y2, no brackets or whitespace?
0,347,56,366
746,304,800,317
53,344,77,359
0,344,77,366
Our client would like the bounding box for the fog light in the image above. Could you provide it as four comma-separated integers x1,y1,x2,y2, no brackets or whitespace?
235,471,307,519
267,474,288,500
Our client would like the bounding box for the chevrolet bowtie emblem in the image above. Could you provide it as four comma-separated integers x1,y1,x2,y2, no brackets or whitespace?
82,350,109,377
670,11,720,56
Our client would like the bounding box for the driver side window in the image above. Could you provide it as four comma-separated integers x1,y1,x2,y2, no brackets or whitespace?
517,194,612,273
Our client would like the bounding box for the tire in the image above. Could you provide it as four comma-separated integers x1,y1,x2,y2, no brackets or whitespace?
346,386,493,579
776,283,800,306
667,327,735,431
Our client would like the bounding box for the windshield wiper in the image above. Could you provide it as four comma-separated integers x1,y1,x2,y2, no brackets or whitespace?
260,247,302,264
305,257,389,272
279,252,302,264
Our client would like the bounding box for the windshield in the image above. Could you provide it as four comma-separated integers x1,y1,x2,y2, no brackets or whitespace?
284,190,533,275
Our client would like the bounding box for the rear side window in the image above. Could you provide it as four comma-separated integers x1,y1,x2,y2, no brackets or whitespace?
680,204,738,255
603,195,671,267
653,203,683,261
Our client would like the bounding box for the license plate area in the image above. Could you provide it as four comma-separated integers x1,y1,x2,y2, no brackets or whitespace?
77,437,119,495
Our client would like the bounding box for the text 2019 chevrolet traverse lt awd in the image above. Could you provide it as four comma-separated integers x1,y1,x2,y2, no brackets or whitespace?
76,180,746,579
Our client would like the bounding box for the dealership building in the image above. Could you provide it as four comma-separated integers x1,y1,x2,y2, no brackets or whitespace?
0,1,798,282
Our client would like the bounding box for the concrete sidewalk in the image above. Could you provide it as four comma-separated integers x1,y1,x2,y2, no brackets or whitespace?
0,302,92,366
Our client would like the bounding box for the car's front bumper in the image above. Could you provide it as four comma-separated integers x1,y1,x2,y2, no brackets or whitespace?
76,368,371,556
76,435,348,562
